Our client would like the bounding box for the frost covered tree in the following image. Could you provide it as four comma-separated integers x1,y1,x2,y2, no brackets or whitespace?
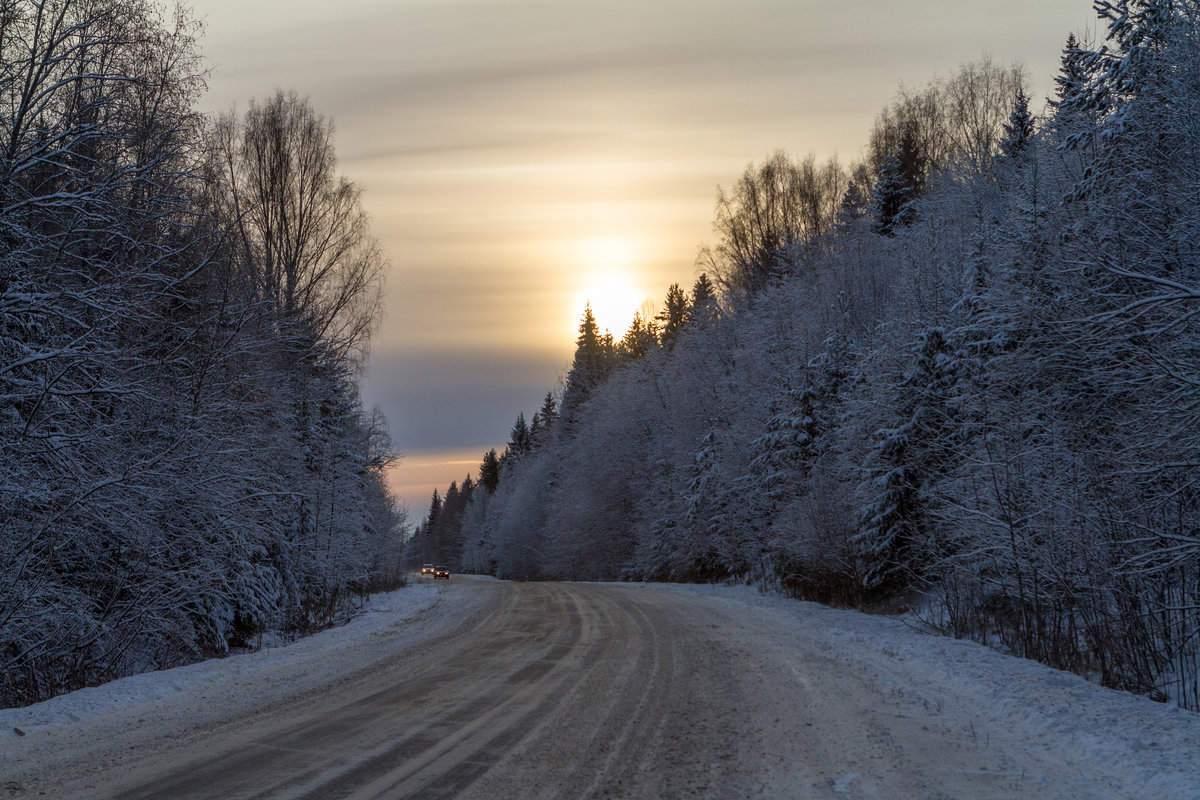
702,149,844,297
872,121,925,235
479,449,501,494
531,392,558,449
857,329,960,595
0,1,403,707
619,311,658,360
455,1,1200,710
689,273,718,327
998,88,1035,158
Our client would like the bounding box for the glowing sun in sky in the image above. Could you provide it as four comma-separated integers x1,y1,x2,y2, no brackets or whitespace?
571,234,650,336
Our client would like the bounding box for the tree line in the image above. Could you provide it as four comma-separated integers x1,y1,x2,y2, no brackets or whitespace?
0,0,404,707
417,0,1200,711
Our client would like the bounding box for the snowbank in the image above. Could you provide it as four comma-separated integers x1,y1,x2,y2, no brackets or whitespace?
1,583,441,737
643,582,1200,800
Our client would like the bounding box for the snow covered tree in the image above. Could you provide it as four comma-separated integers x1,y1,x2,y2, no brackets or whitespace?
750,388,819,511
1052,32,1090,108
687,273,719,329
857,329,960,595
447,5,1200,710
703,149,844,297
0,1,403,706
998,88,1035,158
872,121,925,235
427,489,442,530
503,412,532,465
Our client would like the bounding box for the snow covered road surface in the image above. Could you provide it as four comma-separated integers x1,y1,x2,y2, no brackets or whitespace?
2,577,1198,799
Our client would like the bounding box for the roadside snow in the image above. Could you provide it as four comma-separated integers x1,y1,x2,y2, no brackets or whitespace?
1,583,442,755
643,582,1200,800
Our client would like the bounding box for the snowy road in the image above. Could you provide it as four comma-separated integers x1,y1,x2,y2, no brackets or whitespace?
3,577,1198,799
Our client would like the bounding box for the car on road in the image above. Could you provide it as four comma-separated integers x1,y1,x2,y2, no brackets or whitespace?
421,564,434,575
434,566,450,579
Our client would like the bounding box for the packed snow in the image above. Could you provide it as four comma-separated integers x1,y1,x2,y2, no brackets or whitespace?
3,578,1198,799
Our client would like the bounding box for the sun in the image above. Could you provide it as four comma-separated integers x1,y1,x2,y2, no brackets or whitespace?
567,234,649,336
578,269,645,336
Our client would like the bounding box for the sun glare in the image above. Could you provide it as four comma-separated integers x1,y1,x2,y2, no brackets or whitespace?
582,234,637,272
565,234,650,337
578,269,646,337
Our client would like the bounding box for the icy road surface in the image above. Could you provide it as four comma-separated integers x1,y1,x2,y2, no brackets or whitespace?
3,577,1198,799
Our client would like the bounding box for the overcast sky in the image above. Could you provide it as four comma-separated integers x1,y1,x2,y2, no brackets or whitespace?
196,0,1095,510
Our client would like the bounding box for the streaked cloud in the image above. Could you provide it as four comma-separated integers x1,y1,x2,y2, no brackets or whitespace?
197,0,1094,507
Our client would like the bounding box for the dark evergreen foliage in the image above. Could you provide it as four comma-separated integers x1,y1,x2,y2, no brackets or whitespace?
998,88,1036,158
872,122,925,235
657,283,690,349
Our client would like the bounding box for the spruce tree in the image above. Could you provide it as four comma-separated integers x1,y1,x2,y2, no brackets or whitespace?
562,305,613,424
657,283,690,349
857,329,960,595
1052,33,1089,108
691,273,715,310
479,449,501,494
531,392,559,450
872,122,925,236
998,88,1035,159
838,163,874,226
427,488,442,529
508,413,531,457
620,311,658,360
751,387,819,511
1049,32,1100,147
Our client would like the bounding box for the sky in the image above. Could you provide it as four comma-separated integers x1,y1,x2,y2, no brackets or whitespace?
196,0,1095,511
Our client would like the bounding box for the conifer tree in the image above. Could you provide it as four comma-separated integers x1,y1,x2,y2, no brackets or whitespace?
857,329,959,595
751,387,819,511
838,162,874,226
689,274,718,326
530,392,559,450
998,88,1035,158
1052,33,1089,108
657,283,691,349
620,311,659,360
562,305,614,424
507,413,532,458
479,449,501,494
1049,32,1101,148
872,122,925,235
427,488,442,529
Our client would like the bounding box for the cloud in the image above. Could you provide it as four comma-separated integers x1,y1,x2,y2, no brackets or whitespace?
362,345,564,453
